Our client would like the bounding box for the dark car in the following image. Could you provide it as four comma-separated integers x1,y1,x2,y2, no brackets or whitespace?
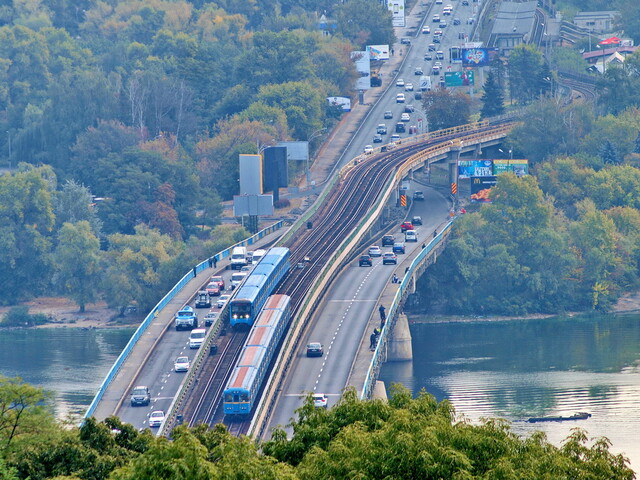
412,215,423,225
395,122,406,133
393,242,406,254
400,37,411,45
462,0,469,4
414,92,422,100
382,234,395,246
453,18,461,25
382,252,397,265
371,76,382,87
384,110,393,119
404,104,415,113
400,221,414,232
373,134,383,143
130,386,150,406
306,342,323,357
359,255,373,267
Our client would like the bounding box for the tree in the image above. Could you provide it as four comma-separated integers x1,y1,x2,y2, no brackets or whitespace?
53,221,101,312
507,44,548,104
53,180,102,235
480,69,505,118
421,90,472,130
600,139,620,165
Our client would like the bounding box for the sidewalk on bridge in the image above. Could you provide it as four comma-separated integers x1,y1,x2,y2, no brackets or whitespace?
91,227,284,421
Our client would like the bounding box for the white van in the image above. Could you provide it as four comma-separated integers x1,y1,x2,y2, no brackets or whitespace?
230,246,247,270
252,249,266,264
405,229,418,242
396,93,405,103
189,328,206,349
231,271,247,289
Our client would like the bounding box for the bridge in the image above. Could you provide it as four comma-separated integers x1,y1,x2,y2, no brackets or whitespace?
86,119,516,437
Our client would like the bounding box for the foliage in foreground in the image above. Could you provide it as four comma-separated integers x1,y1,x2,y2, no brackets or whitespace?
2,377,633,479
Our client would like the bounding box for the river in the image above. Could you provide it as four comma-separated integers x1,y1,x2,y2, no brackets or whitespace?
380,312,640,474
0,327,135,419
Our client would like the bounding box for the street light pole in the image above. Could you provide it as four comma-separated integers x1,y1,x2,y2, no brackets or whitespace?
306,127,327,187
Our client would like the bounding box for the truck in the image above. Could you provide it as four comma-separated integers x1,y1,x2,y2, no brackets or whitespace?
419,76,432,92
230,246,247,270
195,290,211,308
175,306,198,331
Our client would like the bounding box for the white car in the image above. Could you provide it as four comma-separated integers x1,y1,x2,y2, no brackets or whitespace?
404,83,414,91
216,294,231,308
396,78,405,87
363,145,374,155
421,26,431,34
313,393,328,408
148,410,165,427
396,93,406,103
368,245,382,257
174,356,190,372
401,113,411,122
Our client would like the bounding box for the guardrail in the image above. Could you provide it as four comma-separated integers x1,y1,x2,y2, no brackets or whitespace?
360,221,453,400
84,221,284,420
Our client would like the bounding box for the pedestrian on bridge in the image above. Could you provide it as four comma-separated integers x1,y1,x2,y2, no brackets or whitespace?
379,305,386,322
370,332,377,349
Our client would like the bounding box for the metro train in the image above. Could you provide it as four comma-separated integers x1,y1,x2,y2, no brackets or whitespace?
229,247,290,328
223,295,291,416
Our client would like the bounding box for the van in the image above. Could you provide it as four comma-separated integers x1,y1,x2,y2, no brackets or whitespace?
405,229,418,242
396,93,405,103
231,271,247,289
252,249,266,264
189,328,206,349
230,246,247,270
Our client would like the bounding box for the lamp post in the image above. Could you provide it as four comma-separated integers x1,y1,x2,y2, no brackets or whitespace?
7,130,11,169
306,127,327,187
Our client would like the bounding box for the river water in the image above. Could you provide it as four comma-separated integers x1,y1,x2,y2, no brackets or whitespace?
380,312,640,474
0,327,135,419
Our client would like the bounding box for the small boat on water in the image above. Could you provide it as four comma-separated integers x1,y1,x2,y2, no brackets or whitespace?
527,412,592,423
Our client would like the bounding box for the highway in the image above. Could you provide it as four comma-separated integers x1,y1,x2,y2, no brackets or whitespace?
268,186,450,433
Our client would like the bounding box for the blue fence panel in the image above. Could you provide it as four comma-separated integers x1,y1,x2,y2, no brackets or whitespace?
84,221,283,419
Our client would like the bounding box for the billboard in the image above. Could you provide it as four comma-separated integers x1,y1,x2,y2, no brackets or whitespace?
351,51,371,90
470,176,497,203
327,96,352,111
262,147,288,193
458,160,493,178
367,44,390,61
444,70,474,87
387,0,405,27
493,159,529,176
461,48,498,67
239,154,262,195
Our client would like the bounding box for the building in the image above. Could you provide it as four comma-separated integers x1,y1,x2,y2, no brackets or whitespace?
573,11,619,33
487,2,539,56
583,45,639,73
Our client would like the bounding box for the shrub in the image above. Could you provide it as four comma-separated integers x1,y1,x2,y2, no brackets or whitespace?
1,306,48,327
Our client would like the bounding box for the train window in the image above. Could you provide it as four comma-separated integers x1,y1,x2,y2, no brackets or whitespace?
225,393,233,402
240,393,249,401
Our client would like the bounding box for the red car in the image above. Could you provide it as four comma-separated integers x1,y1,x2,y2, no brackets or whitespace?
400,221,414,232
205,282,220,297
210,275,225,291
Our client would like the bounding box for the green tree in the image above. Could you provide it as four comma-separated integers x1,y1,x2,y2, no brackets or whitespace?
480,69,505,118
53,180,102,235
507,44,548,104
600,139,620,165
334,0,394,48
421,90,472,130
53,221,101,312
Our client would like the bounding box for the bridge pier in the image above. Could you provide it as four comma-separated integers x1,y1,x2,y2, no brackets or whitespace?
387,313,413,361
372,380,388,400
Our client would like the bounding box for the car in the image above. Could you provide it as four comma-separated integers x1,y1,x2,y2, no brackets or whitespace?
400,37,411,45
195,290,211,308
467,17,475,24
414,67,423,75
382,234,395,246
396,93,405,103
435,0,442,4
359,255,373,267
376,123,387,134
390,134,401,141
462,0,469,5
404,83,414,91
432,66,441,75
396,78,405,87
414,191,425,201
383,252,397,265
204,310,219,326
148,410,165,427
216,294,231,308
433,36,441,43
373,134,383,143
412,215,423,225
384,110,393,119
443,9,451,16
210,275,225,291
434,61,443,67
393,242,406,254
174,356,190,372
130,385,150,406
414,92,423,100
434,29,443,36
404,104,415,113
432,14,440,22
306,342,324,357
428,43,436,51
395,122,406,133
424,53,433,60
363,144,374,154
421,25,431,34
400,113,411,122
240,265,252,273
439,20,447,28
401,221,414,232
436,51,444,60
205,282,220,297
368,245,382,257
453,17,461,25
405,229,418,242
408,125,418,134
313,393,328,408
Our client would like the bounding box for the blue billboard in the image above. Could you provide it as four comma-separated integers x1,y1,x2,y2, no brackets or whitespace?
461,48,498,67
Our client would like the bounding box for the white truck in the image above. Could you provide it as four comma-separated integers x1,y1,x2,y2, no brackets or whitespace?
175,306,198,331
230,246,247,270
419,75,432,91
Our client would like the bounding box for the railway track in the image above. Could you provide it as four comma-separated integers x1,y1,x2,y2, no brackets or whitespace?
557,71,598,103
176,122,515,434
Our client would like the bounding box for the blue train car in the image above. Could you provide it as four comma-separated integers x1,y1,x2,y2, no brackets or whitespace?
229,247,290,328
224,295,291,416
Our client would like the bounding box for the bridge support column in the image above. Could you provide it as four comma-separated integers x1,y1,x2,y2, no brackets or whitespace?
388,313,413,361
372,380,388,400
475,143,482,157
